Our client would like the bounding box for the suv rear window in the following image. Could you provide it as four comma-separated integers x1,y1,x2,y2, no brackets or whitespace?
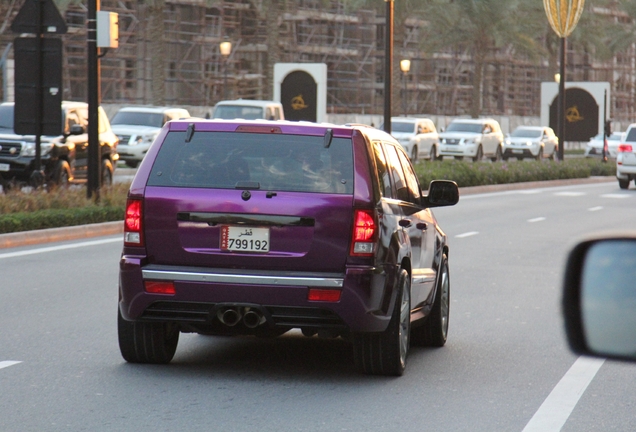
147,131,354,194
626,128,636,142
111,111,164,127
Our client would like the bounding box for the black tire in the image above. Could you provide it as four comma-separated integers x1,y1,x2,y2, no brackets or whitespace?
472,145,483,162
618,178,630,190
353,268,411,376
410,146,418,162
53,160,71,186
491,145,502,162
549,148,556,161
430,145,439,161
101,159,113,187
125,160,139,168
535,147,543,161
118,308,179,364
411,254,450,347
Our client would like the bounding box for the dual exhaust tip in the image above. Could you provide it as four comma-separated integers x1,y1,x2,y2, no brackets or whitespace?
217,306,266,328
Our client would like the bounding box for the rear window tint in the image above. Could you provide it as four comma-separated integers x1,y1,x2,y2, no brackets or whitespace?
147,131,354,194
626,128,636,142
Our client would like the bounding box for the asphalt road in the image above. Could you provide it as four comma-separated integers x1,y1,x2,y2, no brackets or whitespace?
1,180,635,431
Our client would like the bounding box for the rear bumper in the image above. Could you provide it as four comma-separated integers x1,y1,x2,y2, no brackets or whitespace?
119,258,396,333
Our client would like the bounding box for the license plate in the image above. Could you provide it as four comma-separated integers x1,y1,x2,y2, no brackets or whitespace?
220,226,270,253
512,149,523,154
0,163,9,172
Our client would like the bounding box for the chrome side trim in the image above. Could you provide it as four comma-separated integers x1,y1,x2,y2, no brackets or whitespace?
142,269,344,288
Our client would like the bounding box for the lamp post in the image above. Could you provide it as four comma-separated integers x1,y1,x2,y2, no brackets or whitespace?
400,59,410,117
543,0,585,161
219,37,232,99
383,0,393,134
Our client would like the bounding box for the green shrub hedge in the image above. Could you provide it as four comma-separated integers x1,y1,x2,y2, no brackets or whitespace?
0,159,616,234
0,206,124,234
414,158,615,188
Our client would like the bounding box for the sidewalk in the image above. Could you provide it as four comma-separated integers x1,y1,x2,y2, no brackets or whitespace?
0,176,616,249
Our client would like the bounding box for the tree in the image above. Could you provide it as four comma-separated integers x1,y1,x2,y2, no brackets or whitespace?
417,0,545,117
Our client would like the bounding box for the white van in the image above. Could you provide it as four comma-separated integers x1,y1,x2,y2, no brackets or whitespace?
211,100,285,121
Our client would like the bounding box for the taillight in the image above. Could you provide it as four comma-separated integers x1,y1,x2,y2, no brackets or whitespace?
124,199,143,246
350,209,376,256
308,289,341,302
618,144,633,153
144,281,176,295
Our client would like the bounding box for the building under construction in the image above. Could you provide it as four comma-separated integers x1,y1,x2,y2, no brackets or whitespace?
0,0,635,123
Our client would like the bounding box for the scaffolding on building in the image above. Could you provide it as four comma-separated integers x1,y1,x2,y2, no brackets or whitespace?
0,0,634,123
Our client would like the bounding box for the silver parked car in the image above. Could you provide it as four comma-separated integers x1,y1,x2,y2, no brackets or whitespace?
584,131,624,159
383,117,440,162
503,126,558,161
438,118,504,162
616,123,636,189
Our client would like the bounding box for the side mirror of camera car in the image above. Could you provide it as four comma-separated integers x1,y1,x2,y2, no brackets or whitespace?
563,234,636,362
421,180,459,208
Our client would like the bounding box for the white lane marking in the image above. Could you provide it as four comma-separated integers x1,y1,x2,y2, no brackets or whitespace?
0,237,121,260
0,361,22,370
522,356,605,432
528,217,546,223
554,191,586,197
455,231,479,238
460,182,612,200
588,206,603,212
601,194,631,199
519,190,543,195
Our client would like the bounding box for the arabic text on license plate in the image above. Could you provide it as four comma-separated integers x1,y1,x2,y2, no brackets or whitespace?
0,163,9,172
220,226,270,252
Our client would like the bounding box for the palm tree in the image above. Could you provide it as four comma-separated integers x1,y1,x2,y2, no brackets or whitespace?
418,0,545,117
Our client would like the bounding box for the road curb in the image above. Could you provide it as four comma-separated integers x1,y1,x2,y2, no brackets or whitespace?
0,221,123,249
459,176,614,195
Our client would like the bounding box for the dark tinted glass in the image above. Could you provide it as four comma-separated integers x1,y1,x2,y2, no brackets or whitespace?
446,122,482,133
372,141,392,198
510,128,542,138
391,121,416,133
111,111,164,127
147,131,354,194
0,105,14,130
214,106,264,120
626,128,636,142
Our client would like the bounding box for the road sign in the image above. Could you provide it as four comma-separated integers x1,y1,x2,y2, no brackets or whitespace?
13,37,62,136
11,0,68,35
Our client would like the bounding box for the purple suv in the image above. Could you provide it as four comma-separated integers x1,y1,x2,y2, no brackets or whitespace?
118,120,459,376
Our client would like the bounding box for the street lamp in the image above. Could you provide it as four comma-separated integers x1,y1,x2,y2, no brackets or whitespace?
400,59,411,117
219,37,232,99
383,0,394,134
543,0,585,161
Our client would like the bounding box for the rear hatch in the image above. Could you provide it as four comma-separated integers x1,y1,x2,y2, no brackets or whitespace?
142,123,356,274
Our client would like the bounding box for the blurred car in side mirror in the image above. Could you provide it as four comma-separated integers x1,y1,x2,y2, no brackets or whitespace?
563,234,636,362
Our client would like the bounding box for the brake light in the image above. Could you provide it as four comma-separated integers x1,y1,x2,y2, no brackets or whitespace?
350,209,376,256
618,144,633,153
144,281,176,295
124,199,143,246
308,289,341,302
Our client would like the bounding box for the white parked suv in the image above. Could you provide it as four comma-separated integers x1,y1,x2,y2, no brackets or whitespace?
384,117,440,161
503,126,558,161
111,106,190,168
438,118,504,162
616,123,636,189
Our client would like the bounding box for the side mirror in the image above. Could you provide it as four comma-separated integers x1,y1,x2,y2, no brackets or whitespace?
421,180,459,208
563,235,636,362
69,124,85,135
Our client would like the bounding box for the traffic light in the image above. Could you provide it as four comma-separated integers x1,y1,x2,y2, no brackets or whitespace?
604,120,612,137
